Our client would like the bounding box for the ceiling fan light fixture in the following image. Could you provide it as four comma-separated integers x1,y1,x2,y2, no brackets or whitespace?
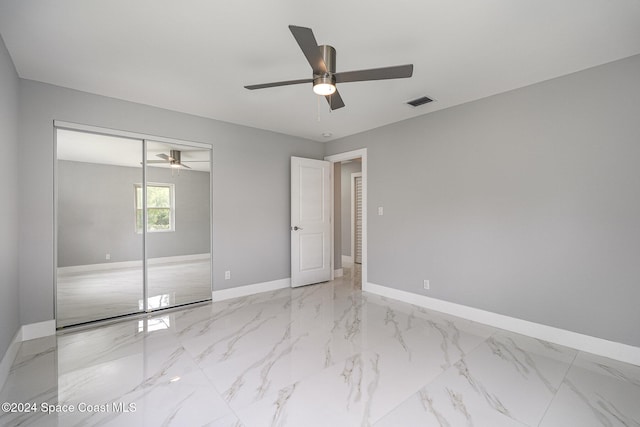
313,76,336,96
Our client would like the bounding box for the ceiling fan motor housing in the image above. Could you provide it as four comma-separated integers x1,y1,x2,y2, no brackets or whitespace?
169,149,181,164
317,45,336,75
313,45,337,94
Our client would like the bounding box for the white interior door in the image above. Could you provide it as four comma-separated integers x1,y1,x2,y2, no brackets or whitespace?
291,157,331,287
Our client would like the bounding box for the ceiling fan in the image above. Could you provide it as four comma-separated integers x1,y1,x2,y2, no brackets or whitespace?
147,150,207,169
244,25,414,110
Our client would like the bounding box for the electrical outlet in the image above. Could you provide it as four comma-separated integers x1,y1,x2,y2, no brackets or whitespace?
423,279,430,290
225,270,231,280
106,253,111,260
378,206,384,216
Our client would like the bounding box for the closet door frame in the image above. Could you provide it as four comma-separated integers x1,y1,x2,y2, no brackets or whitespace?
53,120,213,327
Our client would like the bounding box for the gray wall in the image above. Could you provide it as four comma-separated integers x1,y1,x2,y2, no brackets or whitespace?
0,35,20,359
326,54,640,347
18,79,324,325
341,161,362,257
57,161,210,267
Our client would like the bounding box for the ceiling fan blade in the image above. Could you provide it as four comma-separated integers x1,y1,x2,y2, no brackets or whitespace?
245,78,312,90
147,160,168,164
334,64,414,83
156,153,171,160
178,163,191,169
288,25,327,74
325,89,345,110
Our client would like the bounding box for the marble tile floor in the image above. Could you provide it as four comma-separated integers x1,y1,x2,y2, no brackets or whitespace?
2,266,639,426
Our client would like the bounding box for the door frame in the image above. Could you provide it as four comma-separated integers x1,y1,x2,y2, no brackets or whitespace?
324,148,367,287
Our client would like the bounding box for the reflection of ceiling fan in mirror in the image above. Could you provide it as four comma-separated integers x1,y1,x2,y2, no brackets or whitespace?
147,150,207,169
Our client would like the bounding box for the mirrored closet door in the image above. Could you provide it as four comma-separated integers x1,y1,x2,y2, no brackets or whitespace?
56,129,145,327
145,140,212,311
55,126,212,328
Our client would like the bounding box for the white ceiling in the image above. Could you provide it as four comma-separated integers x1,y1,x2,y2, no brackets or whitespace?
1,0,639,142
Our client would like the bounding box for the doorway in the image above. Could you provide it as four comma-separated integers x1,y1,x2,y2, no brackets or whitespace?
54,123,213,328
325,149,367,288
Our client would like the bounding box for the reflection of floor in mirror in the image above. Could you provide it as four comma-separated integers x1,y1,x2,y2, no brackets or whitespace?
56,258,211,328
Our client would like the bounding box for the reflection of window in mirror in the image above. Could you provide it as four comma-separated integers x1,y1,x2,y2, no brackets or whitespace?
135,183,175,233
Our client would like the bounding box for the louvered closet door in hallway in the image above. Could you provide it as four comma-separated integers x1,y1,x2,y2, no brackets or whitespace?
354,175,363,264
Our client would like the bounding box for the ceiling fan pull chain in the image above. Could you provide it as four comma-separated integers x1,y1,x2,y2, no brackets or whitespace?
317,95,321,122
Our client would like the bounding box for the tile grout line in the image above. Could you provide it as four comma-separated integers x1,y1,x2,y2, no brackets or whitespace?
535,350,579,427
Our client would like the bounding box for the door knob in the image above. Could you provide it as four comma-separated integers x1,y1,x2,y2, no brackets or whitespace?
292,226,303,231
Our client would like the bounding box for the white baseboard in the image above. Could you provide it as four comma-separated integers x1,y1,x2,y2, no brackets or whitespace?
21,320,56,341
364,282,640,366
334,268,344,278
58,253,210,274
213,278,291,302
148,253,210,265
1,319,56,391
0,328,22,392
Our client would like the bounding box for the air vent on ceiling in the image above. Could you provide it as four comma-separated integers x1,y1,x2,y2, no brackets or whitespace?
406,96,433,107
